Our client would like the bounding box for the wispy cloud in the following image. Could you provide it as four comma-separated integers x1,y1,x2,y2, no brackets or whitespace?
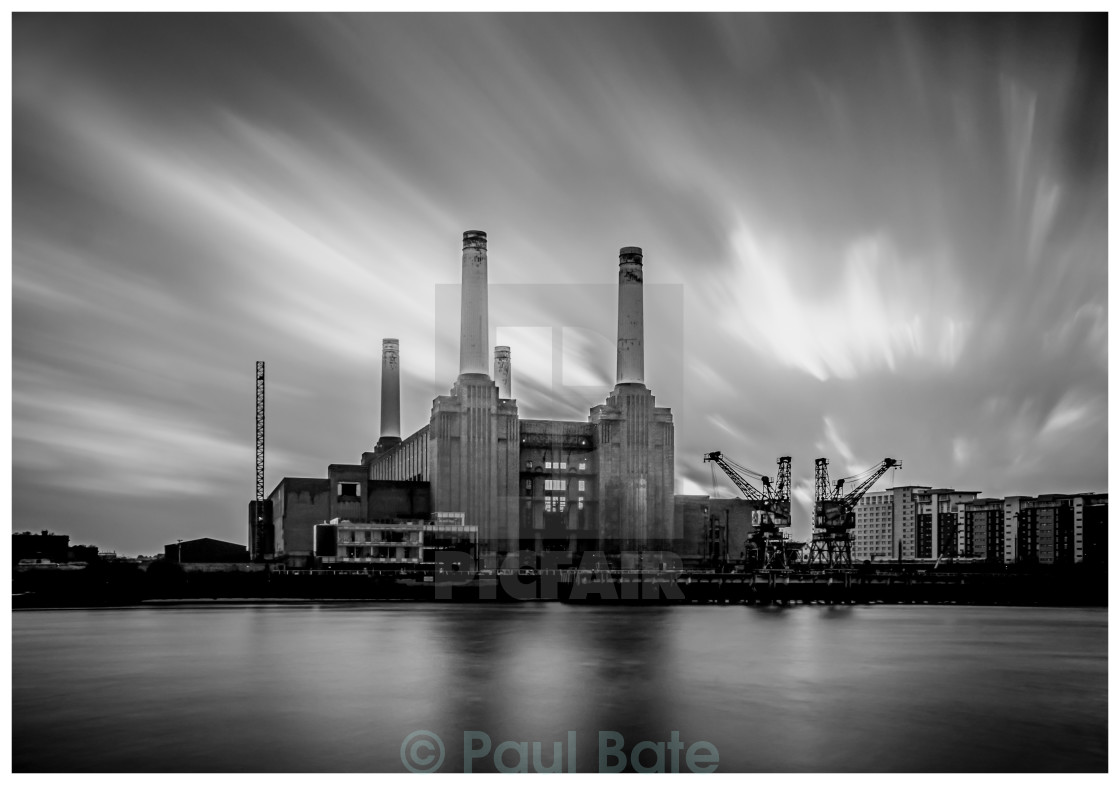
13,14,1106,550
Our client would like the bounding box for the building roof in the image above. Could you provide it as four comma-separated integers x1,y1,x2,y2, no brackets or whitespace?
164,537,246,549
269,477,330,496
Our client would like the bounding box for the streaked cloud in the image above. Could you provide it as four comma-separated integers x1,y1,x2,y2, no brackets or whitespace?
13,13,1105,550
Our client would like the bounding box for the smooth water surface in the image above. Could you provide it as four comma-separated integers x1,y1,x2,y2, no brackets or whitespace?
12,604,1107,772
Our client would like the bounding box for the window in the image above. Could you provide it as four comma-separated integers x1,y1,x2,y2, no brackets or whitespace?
578,480,586,492
578,461,587,470
577,497,584,510
545,497,567,512
545,479,567,491
338,482,360,498
525,479,533,491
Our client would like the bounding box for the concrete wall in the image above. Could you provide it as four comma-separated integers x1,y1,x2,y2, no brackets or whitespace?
674,495,709,565
179,562,269,573
590,383,675,553
366,480,432,522
674,495,756,568
429,376,520,556
710,498,758,566
269,478,330,562
366,425,430,482
328,464,368,523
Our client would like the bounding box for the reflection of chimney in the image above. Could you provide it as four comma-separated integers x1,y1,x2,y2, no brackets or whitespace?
494,346,511,398
380,339,400,439
459,230,489,377
616,246,644,385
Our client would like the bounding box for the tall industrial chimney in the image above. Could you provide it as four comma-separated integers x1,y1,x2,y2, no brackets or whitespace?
494,346,511,398
459,230,489,377
616,246,645,385
380,338,401,439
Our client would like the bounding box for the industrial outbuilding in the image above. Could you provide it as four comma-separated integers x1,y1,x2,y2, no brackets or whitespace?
165,537,249,564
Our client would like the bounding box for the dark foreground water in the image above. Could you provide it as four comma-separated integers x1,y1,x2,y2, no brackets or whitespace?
12,604,1107,773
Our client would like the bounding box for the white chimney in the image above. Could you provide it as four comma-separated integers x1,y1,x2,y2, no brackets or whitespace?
459,230,489,377
494,346,511,398
380,338,400,439
616,246,644,385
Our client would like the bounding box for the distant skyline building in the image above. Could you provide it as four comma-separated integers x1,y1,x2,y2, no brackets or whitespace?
852,490,895,562
853,487,1107,565
914,489,981,559
959,498,1004,561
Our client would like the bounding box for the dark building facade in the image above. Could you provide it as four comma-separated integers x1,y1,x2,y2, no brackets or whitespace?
165,538,249,564
674,496,759,570
962,499,1004,561
1016,495,1077,565
266,476,432,568
1078,493,1108,565
12,531,70,564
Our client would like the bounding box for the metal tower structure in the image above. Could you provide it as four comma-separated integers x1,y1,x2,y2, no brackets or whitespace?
256,361,265,504
776,456,792,506
808,457,899,568
249,361,271,561
703,452,794,569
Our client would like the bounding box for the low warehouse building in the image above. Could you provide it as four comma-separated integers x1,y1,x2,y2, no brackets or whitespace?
165,538,249,564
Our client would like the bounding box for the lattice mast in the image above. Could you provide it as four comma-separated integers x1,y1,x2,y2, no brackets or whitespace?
256,361,265,504
776,456,792,503
249,361,269,561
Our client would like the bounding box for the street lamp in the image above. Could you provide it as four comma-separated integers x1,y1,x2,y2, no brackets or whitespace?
177,539,183,564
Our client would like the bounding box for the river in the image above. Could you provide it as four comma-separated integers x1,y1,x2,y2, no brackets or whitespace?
12,604,1107,772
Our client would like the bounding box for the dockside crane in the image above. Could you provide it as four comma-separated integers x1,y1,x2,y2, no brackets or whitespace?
808,457,899,568
703,452,794,569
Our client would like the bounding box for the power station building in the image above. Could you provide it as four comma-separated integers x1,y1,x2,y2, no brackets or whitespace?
258,231,730,569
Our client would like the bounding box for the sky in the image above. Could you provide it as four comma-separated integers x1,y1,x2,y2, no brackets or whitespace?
12,13,1108,553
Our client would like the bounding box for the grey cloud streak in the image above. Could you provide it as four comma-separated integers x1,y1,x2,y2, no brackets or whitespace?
13,13,1105,551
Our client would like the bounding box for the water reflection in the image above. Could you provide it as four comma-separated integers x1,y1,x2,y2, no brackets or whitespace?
12,605,1107,772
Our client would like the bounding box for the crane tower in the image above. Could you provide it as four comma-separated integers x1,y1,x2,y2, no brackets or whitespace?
703,452,794,569
808,457,899,568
